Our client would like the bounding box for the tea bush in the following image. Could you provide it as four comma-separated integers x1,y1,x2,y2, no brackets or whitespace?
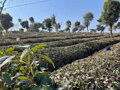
0,44,62,90
39,38,120,71
51,42,120,90
0,34,105,47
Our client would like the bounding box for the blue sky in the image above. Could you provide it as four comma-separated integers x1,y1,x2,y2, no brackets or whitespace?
4,0,105,31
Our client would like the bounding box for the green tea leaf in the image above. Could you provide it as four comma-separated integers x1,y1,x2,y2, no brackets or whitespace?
28,55,31,65
42,85,53,90
0,55,15,68
17,80,31,86
10,60,19,63
0,50,4,57
20,66,25,71
6,48,14,54
30,67,34,76
17,76,30,80
2,72,12,85
40,55,55,68
17,45,30,49
34,73,52,86
30,87,42,90
0,56,9,64
13,73,23,79
34,71,48,76
20,48,31,61
31,44,47,52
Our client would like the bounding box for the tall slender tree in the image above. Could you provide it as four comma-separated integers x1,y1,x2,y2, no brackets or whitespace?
72,27,78,32
18,19,22,23
43,18,52,32
79,25,85,32
99,0,120,37
0,13,14,32
75,21,80,32
55,23,61,32
20,20,29,32
83,12,94,32
29,22,41,32
51,14,56,30
29,17,35,24
96,24,105,33
51,14,56,25
66,20,71,32
72,21,80,32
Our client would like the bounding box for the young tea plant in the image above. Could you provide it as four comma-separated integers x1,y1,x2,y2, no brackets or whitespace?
0,44,61,90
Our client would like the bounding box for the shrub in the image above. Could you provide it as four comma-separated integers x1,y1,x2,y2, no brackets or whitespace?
0,44,62,90
51,42,120,90
0,34,104,47
39,38,120,71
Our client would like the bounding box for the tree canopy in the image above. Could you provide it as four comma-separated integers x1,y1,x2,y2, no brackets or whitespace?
29,22,41,32
74,21,80,32
20,20,29,31
43,18,52,32
55,23,61,32
0,13,14,31
83,12,94,32
96,24,105,33
99,0,120,37
66,20,71,32
29,17,35,24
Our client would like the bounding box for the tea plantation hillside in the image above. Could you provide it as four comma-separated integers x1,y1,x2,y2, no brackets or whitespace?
0,32,120,90
1,33,120,69
51,41,120,90
0,0,120,89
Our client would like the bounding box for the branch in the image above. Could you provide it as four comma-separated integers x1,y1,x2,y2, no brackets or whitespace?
0,0,7,15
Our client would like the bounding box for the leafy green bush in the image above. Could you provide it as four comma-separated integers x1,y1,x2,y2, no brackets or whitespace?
2,32,103,40
0,34,104,46
0,44,62,90
45,36,104,48
39,38,120,71
51,42,120,90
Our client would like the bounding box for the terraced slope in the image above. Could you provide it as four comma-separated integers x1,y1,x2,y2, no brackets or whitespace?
39,37,120,71
2,33,120,47
0,33,120,89
0,34,104,46
1,33,120,72
0,33,104,39
51,42,120,90
1,33,120,47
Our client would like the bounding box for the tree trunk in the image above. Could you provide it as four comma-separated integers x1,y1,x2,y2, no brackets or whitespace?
69,28,70,32
48,28,51,32
56,29,58,33
26,28,29,32
87,26,89,32
110,25,113,38
110,30,113,38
